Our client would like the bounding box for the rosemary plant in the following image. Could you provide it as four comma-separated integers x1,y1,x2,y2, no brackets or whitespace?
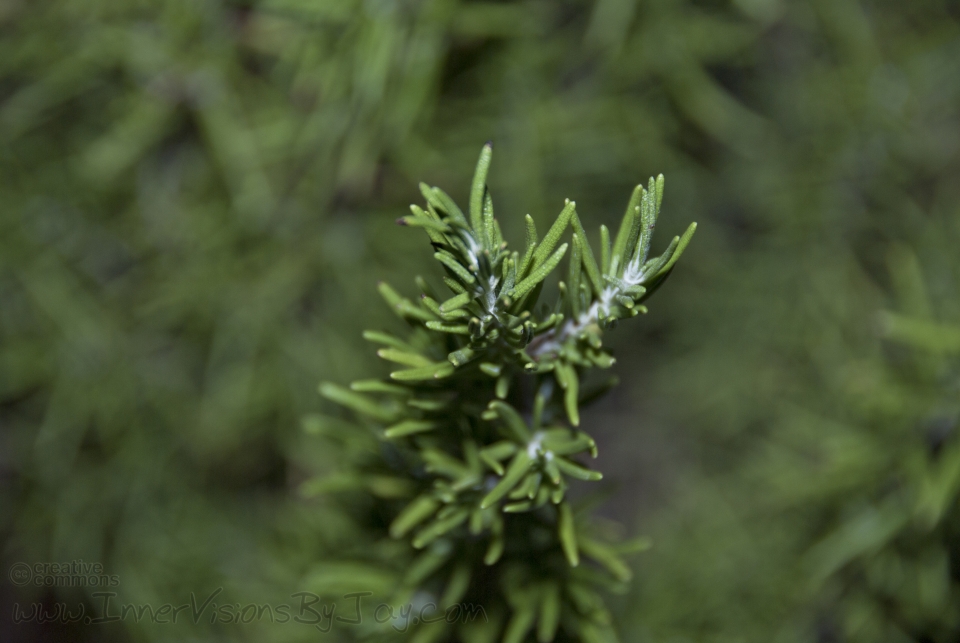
308,144,695,643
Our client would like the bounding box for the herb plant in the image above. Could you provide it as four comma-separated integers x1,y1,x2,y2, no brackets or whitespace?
308,144,695,643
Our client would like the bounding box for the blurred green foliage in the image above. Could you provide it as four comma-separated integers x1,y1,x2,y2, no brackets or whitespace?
2,0,960,642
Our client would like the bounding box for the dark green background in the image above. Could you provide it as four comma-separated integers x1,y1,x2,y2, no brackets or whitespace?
2,1,960,642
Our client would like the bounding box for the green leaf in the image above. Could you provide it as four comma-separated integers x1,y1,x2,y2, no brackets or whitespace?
413,508,470,548
390,363,455,381
362,330,413,351
558,502,579,566
484,530,504,565
384,420,437,438
409,205,447,244
448,346,478,366
470,142,493,235
419,183,464,226
511,243,568,300
633,176,659,265
480,442,517,474
654,172,665,212
544,457,562,485
378,282,435,322
441,563,472,608
426,321,471,334
377,280,404,308
408,398,449,411
404,544,454,587
398,214,451,234
481,451,532,509
423,449,470,478
639,235,679,282
440,291,473,312
487,401,532,441
555,457,602,481
443,276,466,294
377,348,434,368
319,382,395,422
518,213,539,278
542,429,596,456
613,536,653,554
555,361,581,426
580,537,632,582
532,200,575,269
572,212,603,295
500,256,518,300
652,221,697,280
599,224,611,275
479,362,502,377
482,441,518,461
350,379,408,394
495,373,510,399
483,191,496,249
502,603,536,643
434,251,477,285
568,235,582,317
610,184,642,275
390,495,441,538
365,475,416,498
538,582,561,643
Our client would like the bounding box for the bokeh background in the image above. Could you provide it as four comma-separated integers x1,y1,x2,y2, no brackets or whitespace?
2,0,960,642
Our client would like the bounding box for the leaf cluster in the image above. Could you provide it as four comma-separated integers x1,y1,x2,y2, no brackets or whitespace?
312,145,693,643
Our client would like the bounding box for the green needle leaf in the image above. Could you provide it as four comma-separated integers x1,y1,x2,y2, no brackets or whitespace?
319,382,395,422
470,142,493,235
398,214,450,234
384,420,437,438
580,537,633,582
481,451,532,509
412,508,470,548
653,221,697,280
390,495,440,538
484,531,504,565
487,400,532,441
519,214,538,278
599,224,611,274
377,348,434,368
419,183,466,227
362,330,414,351
426,321,470,334
572,212,603,295
555,457,602,481
503,604,536,643
511,243,568,301
483,191,496,249
611,185,642,274
350,380,407,394
639,177,660,261
538,582,561,643
441,563,472,608
568,235,582,317
532,200,575,269
555,361,581,426
439,291,473,312
559,502,579,566
404,545,453,589
390,363,455,381
434,251,476,285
